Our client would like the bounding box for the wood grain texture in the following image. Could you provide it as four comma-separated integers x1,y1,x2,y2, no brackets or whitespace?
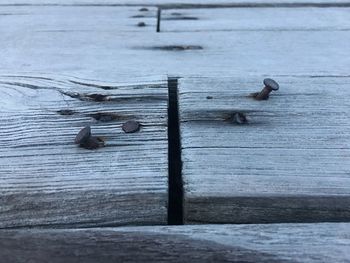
1,0,350,6
161,7,350,32
0,74,168,228
1,6,350,79
1,223,350,262
179,76,350,223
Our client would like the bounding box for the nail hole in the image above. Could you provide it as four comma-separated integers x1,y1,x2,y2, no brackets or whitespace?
86,94,109,102
227,112,248,125
88,112,127,122
150,45,203,51
57,109,75,115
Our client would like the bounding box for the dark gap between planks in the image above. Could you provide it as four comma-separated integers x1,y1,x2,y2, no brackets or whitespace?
167,77,184,225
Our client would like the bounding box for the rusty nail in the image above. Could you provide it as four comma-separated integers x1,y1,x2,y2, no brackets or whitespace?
122,120,140,133
137,22,146,27
253,78,279,100
139,7,149,12
232,112,248,124
75,126,104,150
75,126,91,144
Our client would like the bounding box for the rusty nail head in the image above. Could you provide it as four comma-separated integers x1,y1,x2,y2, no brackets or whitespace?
139,7,149,11
75,126,105,150
122,120,140,133
75,126,91,144
254,78,279,100
263,78,279,91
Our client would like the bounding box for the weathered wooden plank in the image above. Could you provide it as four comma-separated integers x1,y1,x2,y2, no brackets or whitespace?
1,0,350,6
1,223,349,262
179,76,350,223
0,6,349,79
0,74,168,228
161,7,350,32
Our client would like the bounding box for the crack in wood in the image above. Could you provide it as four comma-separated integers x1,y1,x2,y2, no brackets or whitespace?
167,77,184,225
88,112,131,122
150,45,203,51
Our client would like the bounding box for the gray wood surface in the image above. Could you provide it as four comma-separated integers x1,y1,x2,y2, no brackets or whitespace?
1,223,350,262
1,0,350,6
161,7,350,32
1,0,350,228
1,6,349,79
0,74,168,228
179,76,350,223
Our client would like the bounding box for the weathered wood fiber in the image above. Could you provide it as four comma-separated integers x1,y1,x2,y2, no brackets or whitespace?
179,76,350,223
1,223,349,262
161,7,350,32
1,0,350,6
0,6,349,79
0,74,168,228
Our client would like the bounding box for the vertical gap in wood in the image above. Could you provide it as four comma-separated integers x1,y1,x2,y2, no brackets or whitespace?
157,8,161,32
167,77,183,225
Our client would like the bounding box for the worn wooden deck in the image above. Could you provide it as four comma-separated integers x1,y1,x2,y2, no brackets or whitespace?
179,76,350,224
0,0,350,261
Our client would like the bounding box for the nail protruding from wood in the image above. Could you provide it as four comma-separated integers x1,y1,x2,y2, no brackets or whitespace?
122,120,140,133
75,126,105,150
137,22,146,27
253,78,280,100
157,8,161,32
75,126,91,144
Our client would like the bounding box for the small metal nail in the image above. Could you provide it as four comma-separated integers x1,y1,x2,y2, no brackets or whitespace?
137,22,146,27
75,126,91,144
122,120,140,133
232,112,248,124
206,96,213,99
75,126,104,150
253,78,279,100
139,7,149,12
